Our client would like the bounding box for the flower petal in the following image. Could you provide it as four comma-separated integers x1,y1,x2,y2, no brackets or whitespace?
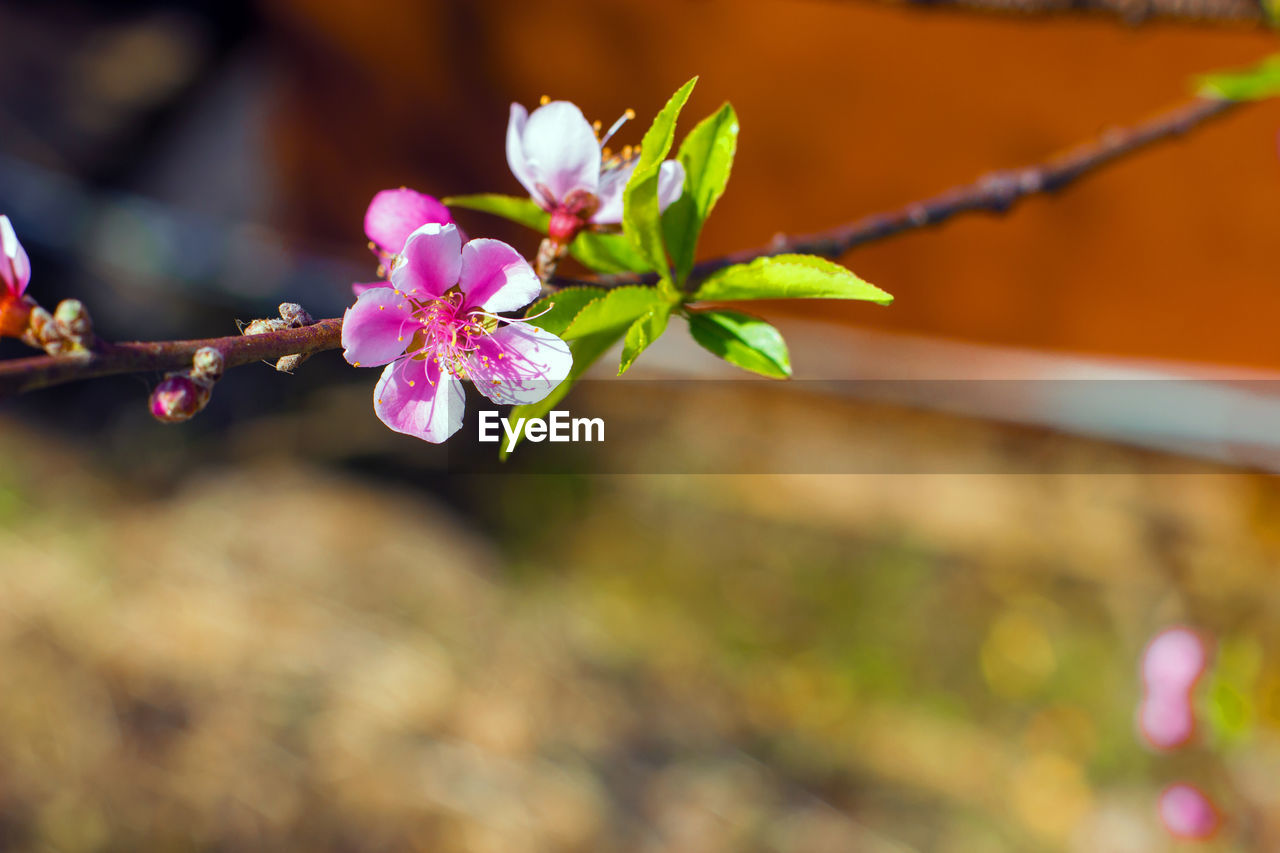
373,357,465,443
364,188,453,255
390,223,462,298
0,215,31,299
591,159,638,225
458,238,540,315
519,101,601,205
467,322,572,405
505,103,540,202
656,159,686,213
342,287,416,367
352,281,391,297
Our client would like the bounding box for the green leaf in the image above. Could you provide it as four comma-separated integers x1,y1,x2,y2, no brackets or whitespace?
523,287,607,336
443,194,548,231
568,231,653,275
687,310,791,379
665,103,739,284
499,330,621,460
1196,54,1280,101
693,255,893,304
622,77,698,282
618,303,672,375
562,285,668,340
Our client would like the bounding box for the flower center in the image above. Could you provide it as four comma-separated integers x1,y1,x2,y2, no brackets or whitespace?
400,289,494,381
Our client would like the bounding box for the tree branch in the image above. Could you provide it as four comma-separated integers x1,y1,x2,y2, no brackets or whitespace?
572,95,1241,290
0,95,1245,398
0,318,342,398
862,0,1267,25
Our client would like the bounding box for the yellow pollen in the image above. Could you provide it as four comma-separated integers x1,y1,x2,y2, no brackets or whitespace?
592,120,602,133
497,353,504,359
408,380,415,387
539,94,550,105
378,305,385,310
398,336,403,341
624,108,635,120
602,147,612,159
354,361,361,367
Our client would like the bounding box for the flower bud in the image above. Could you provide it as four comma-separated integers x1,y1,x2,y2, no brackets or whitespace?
191,346,224,383
149,374,211,423
1158,783,1219,840
278,302,314,328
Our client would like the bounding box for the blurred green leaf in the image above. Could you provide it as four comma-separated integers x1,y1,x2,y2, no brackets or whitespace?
569,231,654,275
1196,54,1280,101
692,254,893,304
665,103,739,285
687,309,791,379
499,330,621,459
623,77,698,283
443,194,549,231
619,304,672,375
562,285,668,340
523,287,607,336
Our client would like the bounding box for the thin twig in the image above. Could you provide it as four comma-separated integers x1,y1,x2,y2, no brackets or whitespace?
864,0,1267,25
0,95,1246,397
0,319,341,398
564,96,1241,291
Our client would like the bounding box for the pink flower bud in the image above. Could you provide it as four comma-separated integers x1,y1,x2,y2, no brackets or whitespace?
1158,783,1219,840
0,215,31,300
1138,689,1196,750
364,188,454,258
149,374,210,423
1142,627,1209,693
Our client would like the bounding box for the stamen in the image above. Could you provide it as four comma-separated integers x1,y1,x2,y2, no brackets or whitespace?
600,109,635,149
539,94,550,106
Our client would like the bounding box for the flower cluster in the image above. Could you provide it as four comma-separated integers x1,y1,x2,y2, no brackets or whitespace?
1137,626,1220,841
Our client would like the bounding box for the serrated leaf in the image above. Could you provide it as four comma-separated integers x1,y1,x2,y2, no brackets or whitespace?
443,194,549,231
523,287,607,336
562,285,667,340
623,77,698,283
499,330,621,460
665,103,739,284
618,303,672,375
687,310,791,379
1196,54,1280,101
569,231,653,274
693,254,892,304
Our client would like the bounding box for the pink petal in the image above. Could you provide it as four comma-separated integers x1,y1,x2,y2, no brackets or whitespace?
1158,784,1219,840
458,238,540,314
518,101,601,205
342,287,416,367
352,281,391,297
1138,690,1195,750
591,158,638,225
656,159,686,213
0,215,31,299
364,188,453,255
373,357,465,443
390,223,462,299
1142,627,1208,693
466,323,572,405
506,103,540,202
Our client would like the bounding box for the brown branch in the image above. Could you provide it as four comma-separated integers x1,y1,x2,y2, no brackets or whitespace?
0,318,342,398
863,0,1267,25
0,95,1247,398
569,95,1242,291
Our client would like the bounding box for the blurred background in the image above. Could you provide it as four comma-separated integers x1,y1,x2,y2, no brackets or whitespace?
3,0,1280,849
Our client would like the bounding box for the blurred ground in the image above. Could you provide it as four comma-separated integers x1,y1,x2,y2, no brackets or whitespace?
5,387,1280,850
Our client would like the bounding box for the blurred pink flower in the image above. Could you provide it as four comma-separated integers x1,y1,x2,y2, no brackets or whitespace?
0,215,34,338
506,100,685,243
354,189,457,296
1137,627,1209,751
1142,627,1208,693
342,223,571,443
1158,783,1219,840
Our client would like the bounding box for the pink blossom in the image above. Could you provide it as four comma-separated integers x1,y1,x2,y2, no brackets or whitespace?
1142,627,1208,693
342,223,571,443
1138,690,1196,750
506,100,685,243
0,215,30,301
1158,783,1219,840
354,189,457,296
